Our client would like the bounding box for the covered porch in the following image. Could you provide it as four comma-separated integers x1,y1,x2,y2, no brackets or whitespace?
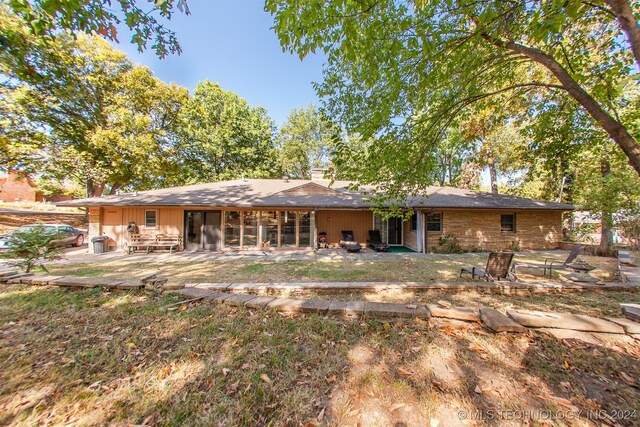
94,206,422,254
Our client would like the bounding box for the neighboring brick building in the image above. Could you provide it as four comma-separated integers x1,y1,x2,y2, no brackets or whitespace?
0,170,43,202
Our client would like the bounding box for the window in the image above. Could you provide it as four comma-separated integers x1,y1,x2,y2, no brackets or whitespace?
298,211,313,246
262,211,278,246
224,211,241,246
280,211,296,247
243,211,259,247
145,210,157,228
426,212,442,232
501,214,516,232
410,213,417,231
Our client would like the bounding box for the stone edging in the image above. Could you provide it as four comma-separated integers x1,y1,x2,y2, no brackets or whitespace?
4,272,640,341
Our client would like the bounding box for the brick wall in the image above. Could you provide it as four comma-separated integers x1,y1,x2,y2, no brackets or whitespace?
0,171,42,202
424,209,562,251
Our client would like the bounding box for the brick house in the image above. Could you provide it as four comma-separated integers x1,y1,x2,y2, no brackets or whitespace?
0,170,44,202
59,175,574,253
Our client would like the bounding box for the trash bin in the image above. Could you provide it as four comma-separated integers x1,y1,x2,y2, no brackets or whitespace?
91,236,109,254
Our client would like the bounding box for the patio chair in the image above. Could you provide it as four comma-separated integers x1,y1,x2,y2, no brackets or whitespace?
460,252,515,282
367,230,389,252
511,245,584,278
339,230,361,252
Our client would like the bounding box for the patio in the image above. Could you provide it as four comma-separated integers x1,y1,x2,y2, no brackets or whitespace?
52,244,433,264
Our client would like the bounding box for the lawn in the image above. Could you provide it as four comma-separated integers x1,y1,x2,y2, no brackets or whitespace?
1,285,639,426
47,252,620,284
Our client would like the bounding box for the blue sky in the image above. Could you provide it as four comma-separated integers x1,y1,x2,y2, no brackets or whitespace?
111,0,324,126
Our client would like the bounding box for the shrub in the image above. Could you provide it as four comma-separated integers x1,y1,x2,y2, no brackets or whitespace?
436,233,464,253
617,213,640,251
1,225,65,272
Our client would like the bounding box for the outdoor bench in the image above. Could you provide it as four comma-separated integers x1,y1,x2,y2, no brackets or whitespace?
126,233,182,254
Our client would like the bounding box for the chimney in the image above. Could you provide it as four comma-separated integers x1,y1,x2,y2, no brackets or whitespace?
310,168,327,181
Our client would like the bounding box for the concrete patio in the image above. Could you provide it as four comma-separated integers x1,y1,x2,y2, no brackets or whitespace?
47,244,439,264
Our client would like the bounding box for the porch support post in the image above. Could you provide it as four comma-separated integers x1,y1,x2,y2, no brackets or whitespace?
416,210,425,253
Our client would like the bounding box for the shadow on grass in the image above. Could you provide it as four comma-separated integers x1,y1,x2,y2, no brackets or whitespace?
0,285,639,425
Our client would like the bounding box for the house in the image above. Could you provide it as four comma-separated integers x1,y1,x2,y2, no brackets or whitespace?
58,174,574,253
0,170,44,202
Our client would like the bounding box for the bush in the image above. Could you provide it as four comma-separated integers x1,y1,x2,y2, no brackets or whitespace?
1,225,65,272
436,233,464,253
617,213,640,251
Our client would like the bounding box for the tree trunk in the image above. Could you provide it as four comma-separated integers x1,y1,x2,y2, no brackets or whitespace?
109,183,122,195
488,162,498,193
86,178,105,198
485,143,499,193
482,35,640,177
600,211,614,255
604,0,640,72
599,159,614,254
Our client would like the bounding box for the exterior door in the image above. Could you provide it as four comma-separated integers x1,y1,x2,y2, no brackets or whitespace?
203,211,221,250
185,210,221,251
387,217,403,245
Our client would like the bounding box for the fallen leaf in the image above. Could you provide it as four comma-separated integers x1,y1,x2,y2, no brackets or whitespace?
619,372,637,387
474,385,482,394
442,326,455,335
563,360,570,369
397,367,413,378
317,407,326,421
231,338,239,347
222,368,231,377
126,342,137,349
325,374,337,384
560,381,571,392
260,374,272,384
157,366,172,380
468,343,484,353
550,395,574,409
390,403,405,412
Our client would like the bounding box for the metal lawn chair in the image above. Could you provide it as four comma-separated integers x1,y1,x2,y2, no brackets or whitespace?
460,252,515,282
511,245,583,278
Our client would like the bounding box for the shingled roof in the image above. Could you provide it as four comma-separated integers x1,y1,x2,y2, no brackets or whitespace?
58,179,574,210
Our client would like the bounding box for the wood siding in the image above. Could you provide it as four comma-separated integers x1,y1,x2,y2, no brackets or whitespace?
316,210,373,247
101,207,185,250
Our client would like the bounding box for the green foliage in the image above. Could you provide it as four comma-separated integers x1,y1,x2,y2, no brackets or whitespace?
277,104,341,179
178,81,279,182
266,0,640,204
1,225,65,272
5,0,188,64
617,211,640,250
1,28,190,196
435,233,463,254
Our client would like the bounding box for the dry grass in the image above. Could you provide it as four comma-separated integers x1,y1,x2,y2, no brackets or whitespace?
1,285,639,426
47,252,620,284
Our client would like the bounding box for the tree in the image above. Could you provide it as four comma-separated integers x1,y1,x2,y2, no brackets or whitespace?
278,104,340,179
1,30,190,196
505,94,640,252
266,0,640,197
4,0,189,69
178,81,279,182
1,225,65,272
